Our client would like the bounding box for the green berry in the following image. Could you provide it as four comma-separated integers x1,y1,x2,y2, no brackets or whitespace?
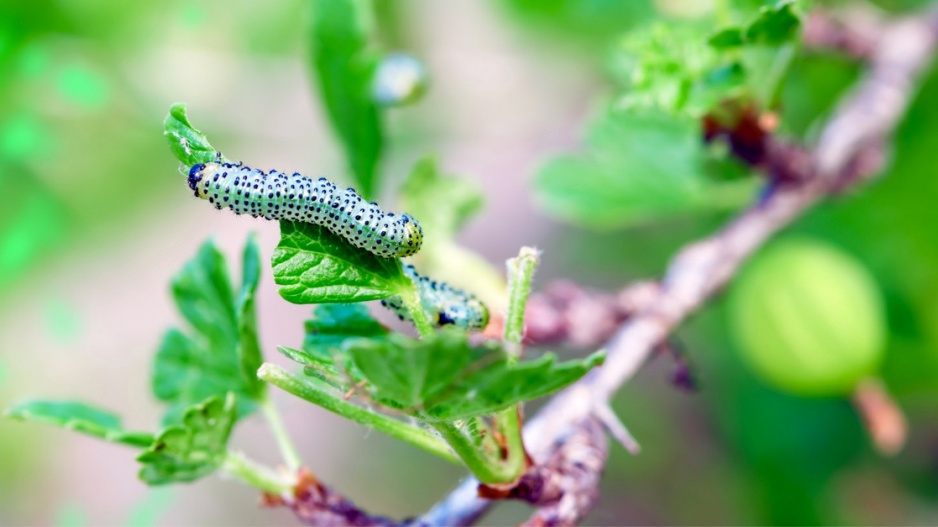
728,238,887,396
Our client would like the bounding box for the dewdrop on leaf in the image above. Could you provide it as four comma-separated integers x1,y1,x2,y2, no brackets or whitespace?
372,53,429,107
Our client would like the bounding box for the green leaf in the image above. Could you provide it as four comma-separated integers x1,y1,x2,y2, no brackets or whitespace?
309,0,384,199
399,157,484,243
611,24,713,115
259,363,460,463
152,239,265,424
535,109,752,229
434,350,605,421
137,394,237,485
272,221,408,304
612,3,802,117
745,1,801,46
4,400,153,448
236,234,266,399
345,329,605,420
709,28,744,49
163,104,224,167
277,303,388,391
303,303,389,362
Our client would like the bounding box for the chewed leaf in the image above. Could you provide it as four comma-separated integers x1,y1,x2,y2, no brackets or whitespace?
137,394,237,485
272,221,409,304
4,400,153,448
163,104,225,167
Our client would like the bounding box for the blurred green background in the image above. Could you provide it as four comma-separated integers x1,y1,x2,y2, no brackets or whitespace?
1,0,936,525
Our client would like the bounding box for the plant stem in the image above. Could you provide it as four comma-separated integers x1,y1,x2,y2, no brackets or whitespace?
222,450,294,495
432,421,524,484
401,282,435,338
260,396,302,472
259,363,460,465
490,246,543,484
504,247,540,359
763,43,797,108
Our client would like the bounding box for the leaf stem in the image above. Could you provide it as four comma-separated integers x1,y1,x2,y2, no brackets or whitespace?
489,246,543,484
221,450,294,495
432,421,524,484
260,396,302,472
762,42,797,108
259,363,460,465
400,280,435,339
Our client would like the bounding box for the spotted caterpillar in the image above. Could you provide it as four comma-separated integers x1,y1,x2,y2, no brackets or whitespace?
187,160,423,258
381,265,489,330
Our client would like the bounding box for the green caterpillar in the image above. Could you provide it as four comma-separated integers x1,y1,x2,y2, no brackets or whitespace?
187,160,423,258
382,265,489,330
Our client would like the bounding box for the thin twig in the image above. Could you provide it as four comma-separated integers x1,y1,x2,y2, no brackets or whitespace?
416,7,938,526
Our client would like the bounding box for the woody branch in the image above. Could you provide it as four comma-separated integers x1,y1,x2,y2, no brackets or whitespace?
416,5,938,526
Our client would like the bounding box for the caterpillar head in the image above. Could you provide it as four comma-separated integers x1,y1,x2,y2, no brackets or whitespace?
188,162,219,198
396,214,424,257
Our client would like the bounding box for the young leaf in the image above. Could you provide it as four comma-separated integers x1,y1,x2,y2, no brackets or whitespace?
163,104,224,167
152,239,265,424
309,0,384,199
745,0,801,45
137,394,237,485
272,221,408,304
611,24,718,115
535,109,752,229
345,329,605,420
4,400,153,448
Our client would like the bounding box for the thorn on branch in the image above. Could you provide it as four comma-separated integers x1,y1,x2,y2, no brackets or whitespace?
853,378,908,456
593,402,641,455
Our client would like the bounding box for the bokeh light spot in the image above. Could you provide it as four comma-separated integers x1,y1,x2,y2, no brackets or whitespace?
0,194,63,288
127,488,175,527
57,64,110,109
179,4,206,29
55,503,87,527
0,114,47,161
16,43,50,79
44,298,83,344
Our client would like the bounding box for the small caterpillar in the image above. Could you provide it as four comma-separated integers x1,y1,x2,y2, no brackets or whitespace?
381,265,489,330
187,160,423,258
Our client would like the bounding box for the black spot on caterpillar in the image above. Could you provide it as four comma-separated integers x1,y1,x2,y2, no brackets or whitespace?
187,160,424,258
381,265,489,330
